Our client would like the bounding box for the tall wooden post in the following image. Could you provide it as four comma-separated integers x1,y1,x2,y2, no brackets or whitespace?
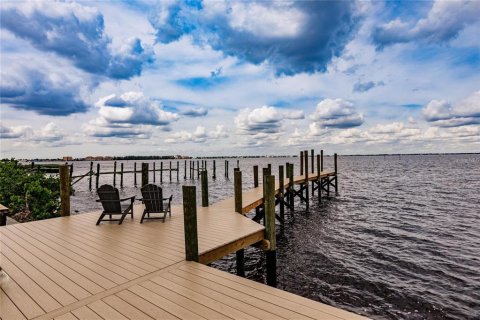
169,161,172,182
317,155,321,202
311,149,314,173
237,159,239,169
160,162,163,183
153,162,156,182
334,153,338,194
234,170,242,214
201,170,209,207
253,165,259,188
279,165,285,221
267,164,272,175
120,163,124,188
184,160,187,179
300,151,304,176
264,174,276,287
141,163,149,187
321,150,324,171
59,165,70,216
96,163,100,189
113,161,117,186
177,161,179,181
69,164,73,182
182,186,198,262
89,161,93,190
197,161,200,178
304,150,309,209
134,162,137,186
288,163,294,210
213,160,216,179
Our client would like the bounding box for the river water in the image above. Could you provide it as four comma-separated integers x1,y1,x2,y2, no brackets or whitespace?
60,154,479,319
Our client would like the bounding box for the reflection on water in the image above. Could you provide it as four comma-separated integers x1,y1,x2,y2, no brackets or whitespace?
65,154,479,320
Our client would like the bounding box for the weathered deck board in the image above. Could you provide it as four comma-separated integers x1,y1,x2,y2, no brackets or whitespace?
0,169,369,320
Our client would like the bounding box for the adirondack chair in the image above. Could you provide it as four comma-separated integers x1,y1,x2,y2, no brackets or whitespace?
96,185,135,225
139,184,172,223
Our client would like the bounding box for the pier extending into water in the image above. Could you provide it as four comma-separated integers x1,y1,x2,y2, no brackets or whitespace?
0,150,368,319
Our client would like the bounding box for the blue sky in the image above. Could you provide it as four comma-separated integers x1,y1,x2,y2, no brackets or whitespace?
1,0,479,158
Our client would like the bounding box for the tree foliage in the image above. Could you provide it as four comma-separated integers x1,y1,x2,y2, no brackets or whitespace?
0,160,60,221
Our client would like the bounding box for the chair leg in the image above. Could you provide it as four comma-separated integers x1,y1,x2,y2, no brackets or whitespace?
96,214,105,225
119,212,128,225
140,211,146,224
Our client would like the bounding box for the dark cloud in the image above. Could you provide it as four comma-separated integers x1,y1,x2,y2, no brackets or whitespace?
0,2,153,79
0,70,89,116
150,1,357,75
372,0,480,48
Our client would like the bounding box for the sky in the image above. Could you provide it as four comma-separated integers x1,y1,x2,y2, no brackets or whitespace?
0,0,479,158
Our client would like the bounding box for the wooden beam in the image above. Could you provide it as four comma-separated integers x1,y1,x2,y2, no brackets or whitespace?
198,230,265,264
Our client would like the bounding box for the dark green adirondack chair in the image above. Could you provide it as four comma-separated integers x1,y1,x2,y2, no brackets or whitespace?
96,185,135,225
139,184,172,223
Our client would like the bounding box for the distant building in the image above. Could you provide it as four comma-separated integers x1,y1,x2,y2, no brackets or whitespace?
63,156,73,161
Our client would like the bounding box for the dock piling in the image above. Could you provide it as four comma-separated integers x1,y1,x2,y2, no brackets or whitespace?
177,161,179,181
264,174,276,287
184,160,187,180
113,161,117,186
334,153,338,194
96,163,100,189
59,165,70,216
300,151,304,175
201,170,209,207
213,160,216,179
321,150,324,171
120,163,124,188
153,162,156,182
88,161,93,190
134,162,137,186
170,161,172,182
234,170,242,214
279,165,285,221
141,163,149,186
304,150,309,209
182,186,199,262
317,155,321,202
160,162,163,183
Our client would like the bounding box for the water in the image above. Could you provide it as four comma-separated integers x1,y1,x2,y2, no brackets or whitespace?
61,154,480,319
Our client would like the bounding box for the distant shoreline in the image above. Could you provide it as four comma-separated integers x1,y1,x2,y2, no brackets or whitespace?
5,152,480,162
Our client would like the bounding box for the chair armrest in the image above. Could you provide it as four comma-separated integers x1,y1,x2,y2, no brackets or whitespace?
119,196,136,202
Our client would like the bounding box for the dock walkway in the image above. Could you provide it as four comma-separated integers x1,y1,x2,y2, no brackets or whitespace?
0,170,368,320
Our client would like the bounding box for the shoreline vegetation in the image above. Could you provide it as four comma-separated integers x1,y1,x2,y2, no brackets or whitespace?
3,152,479,162
0,159,60,223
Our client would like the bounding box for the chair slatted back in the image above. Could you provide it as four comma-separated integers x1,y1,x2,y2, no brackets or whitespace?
97,185,121,214
141,184,164,213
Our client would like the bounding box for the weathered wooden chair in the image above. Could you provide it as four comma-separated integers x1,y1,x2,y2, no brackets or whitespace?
139,184,172,223
96,185,135,225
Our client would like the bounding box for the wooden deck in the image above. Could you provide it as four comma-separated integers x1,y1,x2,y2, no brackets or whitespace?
0,170,369,320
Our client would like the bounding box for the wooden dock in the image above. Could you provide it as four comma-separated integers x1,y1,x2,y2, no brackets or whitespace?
1,163,368,319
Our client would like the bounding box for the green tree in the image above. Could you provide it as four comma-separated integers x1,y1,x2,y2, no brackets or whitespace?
0,160,60,221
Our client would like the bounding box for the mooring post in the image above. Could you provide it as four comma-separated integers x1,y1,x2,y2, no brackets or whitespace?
160,162,163,183
234,170,242,214
264,174,277,287
96,163,100,189
134,162,137,186
120,163,124,188
311,149,314,173
201,170,209,207
169,161,172,182
300,151,304,176
304,150,309,209
213,160,216,179
237,159,240,169
59,165,70,216
177,161,179,181
113,161,117,186
317,154,321,202
267,164,272,175
153,162,156,182
182,186,199,262
279,165,285,221
141,163,149,187
253,165,259,188
196,161,199,178
334,153,338,194
288,163,294,210
69,163,73,182
88,161,93,190
321,150,324,171
184,160,187,180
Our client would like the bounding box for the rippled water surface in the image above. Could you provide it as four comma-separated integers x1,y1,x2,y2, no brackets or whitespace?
65,154,480,319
